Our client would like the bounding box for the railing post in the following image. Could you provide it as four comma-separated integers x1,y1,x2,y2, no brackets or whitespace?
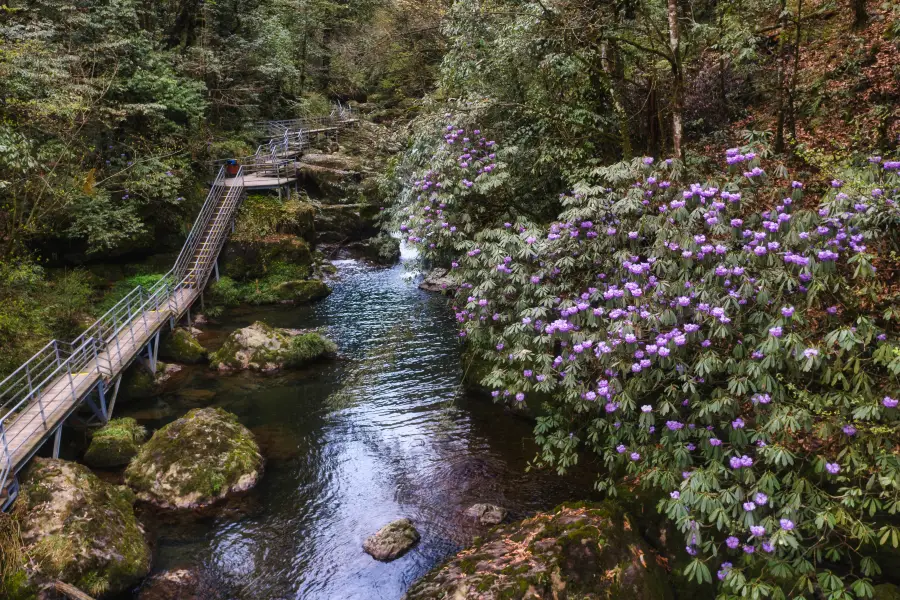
25,362,33,400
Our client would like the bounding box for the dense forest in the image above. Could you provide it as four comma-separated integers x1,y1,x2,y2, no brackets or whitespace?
1,0,899,597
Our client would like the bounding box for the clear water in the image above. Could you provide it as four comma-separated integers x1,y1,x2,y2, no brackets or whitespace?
119,256,596,599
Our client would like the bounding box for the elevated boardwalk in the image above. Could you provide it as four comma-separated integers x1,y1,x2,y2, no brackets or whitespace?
0,108,356,510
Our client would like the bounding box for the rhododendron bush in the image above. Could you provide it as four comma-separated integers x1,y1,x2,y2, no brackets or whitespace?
399,119,900,598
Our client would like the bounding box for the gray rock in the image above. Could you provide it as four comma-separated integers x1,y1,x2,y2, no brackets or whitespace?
419,268,455,293
464,503,507,525
363,518,421,561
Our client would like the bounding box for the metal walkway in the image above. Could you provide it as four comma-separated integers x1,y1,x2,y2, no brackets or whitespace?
0,107,356,510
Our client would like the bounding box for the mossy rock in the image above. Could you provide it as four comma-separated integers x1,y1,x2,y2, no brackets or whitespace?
232,194,316,243
121,361,182,400
83,418,147,468
274,279,331,303
222,236,313,281
124,407,263,510
15,458,151,597
403,502,671,600
209,321,336,373
314,204,378,243
159,328,207,364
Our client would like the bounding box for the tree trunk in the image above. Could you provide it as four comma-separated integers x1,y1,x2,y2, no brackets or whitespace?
773,0,788,154
666,0,683,159
601,41,633,159
648,81,660,157
852,0,867,29
786,0,803,144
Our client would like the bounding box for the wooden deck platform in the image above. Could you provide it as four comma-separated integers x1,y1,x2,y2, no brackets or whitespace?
225,174,296,190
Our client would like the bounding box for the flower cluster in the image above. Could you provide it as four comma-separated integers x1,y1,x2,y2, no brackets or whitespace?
400,119,900,595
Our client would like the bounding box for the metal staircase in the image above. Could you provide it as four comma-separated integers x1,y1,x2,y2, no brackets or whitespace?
0,109,357,511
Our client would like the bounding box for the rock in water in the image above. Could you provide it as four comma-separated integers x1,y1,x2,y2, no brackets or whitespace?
419,268,455,293
124,407,263,510
363,519,421,561
138,568,223,600
209,321,336,373
464,503,507,525
159,328,208,364
403,502,671,600
15,458,151,597
83,417,147,468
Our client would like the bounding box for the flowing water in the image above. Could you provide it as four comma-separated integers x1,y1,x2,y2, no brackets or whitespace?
118,252,597,599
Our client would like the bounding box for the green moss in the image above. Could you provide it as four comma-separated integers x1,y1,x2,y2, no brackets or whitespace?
159,328,207,364
274,279,331,303
210,322,335,372
0,513,35,600
121,361,170,400
232,193,316,243
16,459,150,597
124,407,263,509
83,418,146,468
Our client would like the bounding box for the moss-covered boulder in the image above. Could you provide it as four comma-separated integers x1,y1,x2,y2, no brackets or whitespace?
403,502,671,600
14,458,151,597
83,418,147,468
159,328,207,364
315,204,378,243
273,279,331,303
209,321,336,373
223,235,313,281
121,361,183,400
232,194,316,243
124,408,263,510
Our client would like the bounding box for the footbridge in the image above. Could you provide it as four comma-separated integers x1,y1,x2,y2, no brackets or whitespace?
0,108,356,510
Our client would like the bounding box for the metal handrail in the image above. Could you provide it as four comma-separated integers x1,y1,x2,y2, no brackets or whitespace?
0,113,357,506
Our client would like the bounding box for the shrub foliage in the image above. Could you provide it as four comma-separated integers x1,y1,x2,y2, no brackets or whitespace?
400,118,900,598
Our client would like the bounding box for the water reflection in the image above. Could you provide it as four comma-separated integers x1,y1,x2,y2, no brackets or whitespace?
122,257,596,599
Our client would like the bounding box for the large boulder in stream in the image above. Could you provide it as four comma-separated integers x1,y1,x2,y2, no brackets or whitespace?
121,361,184,400
403,502,671,600
363,519,421,561
14,458,151,597
124,407,263,510
159,328,207,364
83,417,147,468
209,321,336,373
